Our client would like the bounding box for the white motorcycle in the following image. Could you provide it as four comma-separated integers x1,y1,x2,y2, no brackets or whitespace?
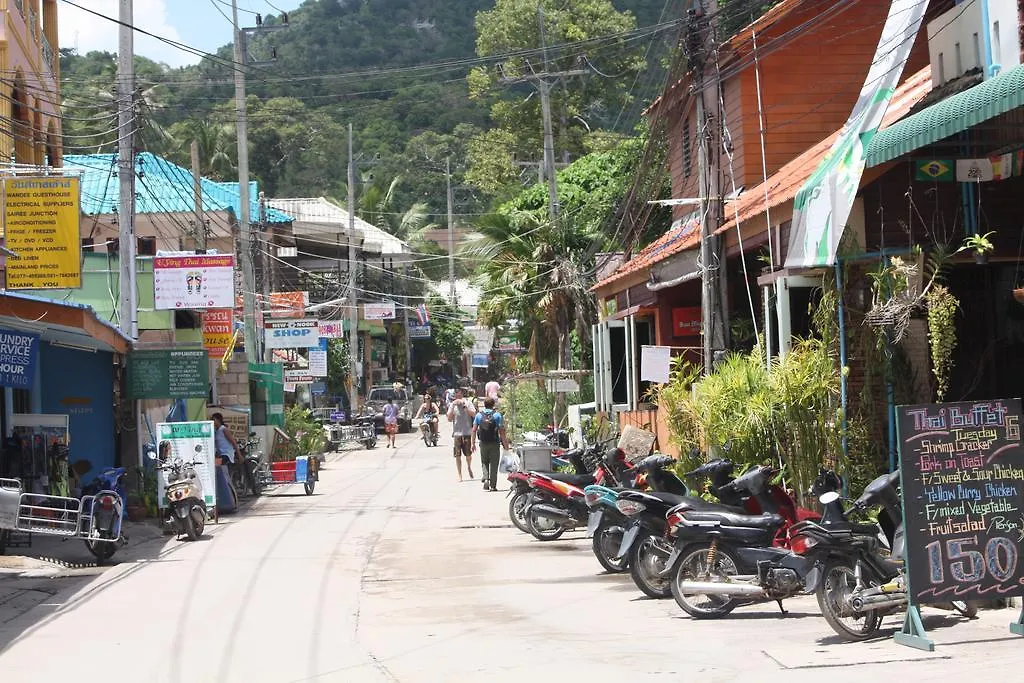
150,445,208,541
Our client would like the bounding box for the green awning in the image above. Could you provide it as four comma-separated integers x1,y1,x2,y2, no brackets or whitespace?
865,63,1024,168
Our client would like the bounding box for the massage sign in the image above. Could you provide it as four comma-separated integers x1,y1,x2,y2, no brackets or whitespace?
897,400,1024,606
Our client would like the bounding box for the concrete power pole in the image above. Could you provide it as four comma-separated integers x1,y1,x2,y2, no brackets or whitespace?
347,123,360,416
694,0,727,374
231,0,259,364
446,157,456,304
116,0,137,340
190,140,205,251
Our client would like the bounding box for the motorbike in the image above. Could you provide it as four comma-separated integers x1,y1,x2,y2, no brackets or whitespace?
80,465,129,562
235,434,264,498
584,454,686,575
507,447,590,533
149,450,208,541
419,413,439,447
789,472,977,641
660,466,842,618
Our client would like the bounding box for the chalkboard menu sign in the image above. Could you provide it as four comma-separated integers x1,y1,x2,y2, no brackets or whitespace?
897,399,1024,603
127,349,210,400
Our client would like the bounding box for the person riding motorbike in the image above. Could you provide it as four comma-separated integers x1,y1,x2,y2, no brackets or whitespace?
414,394,440,438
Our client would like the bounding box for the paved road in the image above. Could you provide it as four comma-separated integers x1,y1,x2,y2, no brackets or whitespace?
0,432,1022,682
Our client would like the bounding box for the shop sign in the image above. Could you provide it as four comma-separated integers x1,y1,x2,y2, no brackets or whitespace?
4,176,82,290
546,378,580,393
155,421,216,511
0,328,38,389
127,349,210,399
202,309,233,359
310,382,327,395
672,307,702,337
268,291,309,318
496,334,521,353
308,349,328,377
283,369,314,384
363,302,396,320
465,326,494,355
319,321,344,338
408,323,431,339
154,253,235,310
265,318,320,349
471,353,489,368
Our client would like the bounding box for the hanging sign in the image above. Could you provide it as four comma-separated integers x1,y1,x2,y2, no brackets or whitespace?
153,253,235,310
308,349,328,377
0,328,38,389
156,421,217,513
897,399,1024,604
127,349,210,399
264,318,320,349
283,369,314,384
4,176,83,289
319,321,344,338
640,345,672,384
268,291,309,318
471,353,489,368
202,309,233,359
363,302,396,320
408,323,431,339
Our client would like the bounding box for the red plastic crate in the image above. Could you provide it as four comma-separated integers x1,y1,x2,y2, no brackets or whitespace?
269,461,297,483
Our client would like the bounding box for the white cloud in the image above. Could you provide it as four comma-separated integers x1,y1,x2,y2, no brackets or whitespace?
58,0,195,68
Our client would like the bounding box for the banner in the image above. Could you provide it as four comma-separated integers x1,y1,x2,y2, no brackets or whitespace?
202,309,233,359
268,291,308,318
308,349,328,377
4,176,82,289
363,302,396,320
0,328,38,389
154,253,235,309
264,318,320,349
786,0,928,269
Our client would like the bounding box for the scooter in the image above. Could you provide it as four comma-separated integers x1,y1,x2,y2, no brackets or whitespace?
507,447,590,533
235,435,264,498
80,466,129,562
149,450,208,541
419,414,438,447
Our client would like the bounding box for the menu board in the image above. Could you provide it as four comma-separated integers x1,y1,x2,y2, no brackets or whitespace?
897,399,1024,603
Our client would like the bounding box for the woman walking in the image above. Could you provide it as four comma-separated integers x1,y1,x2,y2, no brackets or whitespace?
383,397,399,448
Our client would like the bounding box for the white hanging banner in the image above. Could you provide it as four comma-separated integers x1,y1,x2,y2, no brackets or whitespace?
363,302,396,320
640,345,672,384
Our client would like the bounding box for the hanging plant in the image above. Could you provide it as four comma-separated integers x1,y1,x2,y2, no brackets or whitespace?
959,231,995,264
926,285,959,402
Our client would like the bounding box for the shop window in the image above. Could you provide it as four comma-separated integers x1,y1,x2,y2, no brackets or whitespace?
592,316,654,412
12,389,30,414
137,236,156,256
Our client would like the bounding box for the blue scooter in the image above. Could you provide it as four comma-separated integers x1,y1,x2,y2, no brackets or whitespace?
80,466,128,562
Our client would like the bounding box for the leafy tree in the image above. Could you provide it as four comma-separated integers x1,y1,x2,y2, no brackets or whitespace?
418,294,472,368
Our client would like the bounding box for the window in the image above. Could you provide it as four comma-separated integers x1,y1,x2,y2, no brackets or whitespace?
955,42,962,75
993,22,1001,66
136,236,156,256
81,237,94,252
973,33,981,70
12,389,30,414
593,315,655,412
682,119,692,178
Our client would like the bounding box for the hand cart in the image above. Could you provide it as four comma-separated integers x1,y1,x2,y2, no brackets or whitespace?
324,419,377,451
0,477,125,559
259,456,319,496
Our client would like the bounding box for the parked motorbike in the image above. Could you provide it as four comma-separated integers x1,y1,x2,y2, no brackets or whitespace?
234,434,264,498
507,447,590,533
80,466,128,562
660,466,841,618
149,449,208,541
419,414,439,447
789,472,977,640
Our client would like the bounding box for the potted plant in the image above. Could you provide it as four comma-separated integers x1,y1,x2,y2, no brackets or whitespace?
961,231,995,264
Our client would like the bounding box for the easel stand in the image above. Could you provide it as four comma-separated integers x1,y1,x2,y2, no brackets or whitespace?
1010,606,1024,636
894,603,934,651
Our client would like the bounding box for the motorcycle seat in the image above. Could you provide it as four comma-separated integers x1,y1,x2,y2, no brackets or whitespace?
667,497,747,515
681,510,785,530
546,472,597,488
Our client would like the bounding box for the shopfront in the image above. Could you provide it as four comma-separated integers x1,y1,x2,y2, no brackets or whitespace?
0,293,130,493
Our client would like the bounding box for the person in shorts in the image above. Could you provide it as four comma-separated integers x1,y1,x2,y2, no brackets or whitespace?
447,387,476,482
382,397,399,448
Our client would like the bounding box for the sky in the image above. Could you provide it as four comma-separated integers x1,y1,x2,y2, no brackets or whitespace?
59,0,305,68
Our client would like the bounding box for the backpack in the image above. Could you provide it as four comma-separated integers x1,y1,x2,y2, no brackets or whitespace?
477,410,499,443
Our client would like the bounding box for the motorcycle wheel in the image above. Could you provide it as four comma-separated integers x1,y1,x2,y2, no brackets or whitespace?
508,491,531,533
249,469,263,498
85,531,117,563
190,507,206,539
629,532,672,597
592,518,629,573
670,543,740,618
526,505,566,541
951,600,978,618
816,560,882,641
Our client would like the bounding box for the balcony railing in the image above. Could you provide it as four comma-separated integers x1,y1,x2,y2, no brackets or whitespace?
28,7,36,38
41,34,53,72
13,0,23,16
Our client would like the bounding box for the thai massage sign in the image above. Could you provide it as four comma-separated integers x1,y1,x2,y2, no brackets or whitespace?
0,329,38,389
153,253,235,310
897,399,1024,603
4,176,82,290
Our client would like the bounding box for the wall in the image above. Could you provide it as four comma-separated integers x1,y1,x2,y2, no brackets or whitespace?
39,344,114,482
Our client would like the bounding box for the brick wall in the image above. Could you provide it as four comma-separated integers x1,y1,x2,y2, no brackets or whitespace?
214,352,250,409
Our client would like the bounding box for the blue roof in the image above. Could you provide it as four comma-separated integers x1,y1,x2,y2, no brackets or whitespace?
63,152,293,224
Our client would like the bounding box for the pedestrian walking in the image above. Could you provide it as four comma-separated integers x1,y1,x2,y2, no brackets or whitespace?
472,397,508,492
382,397,399,448
447,387,476,482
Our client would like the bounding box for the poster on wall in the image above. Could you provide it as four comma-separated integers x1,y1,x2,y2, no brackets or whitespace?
153,253,235,310
4,176,83,289
202,309,233,359
0,328,38,389
156,421,217,515
265,318,320,349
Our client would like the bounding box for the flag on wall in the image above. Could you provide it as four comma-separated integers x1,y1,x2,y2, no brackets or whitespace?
415,304,430,325
914,160,954,182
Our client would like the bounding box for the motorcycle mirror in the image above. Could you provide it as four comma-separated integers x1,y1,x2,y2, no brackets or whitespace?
819,491,841,505
146,451,157,461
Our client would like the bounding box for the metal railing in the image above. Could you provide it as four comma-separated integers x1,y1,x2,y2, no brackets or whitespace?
13,0,23,16
41,34,53,72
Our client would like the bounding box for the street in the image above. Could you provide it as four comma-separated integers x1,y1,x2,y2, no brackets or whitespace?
0,433,1022,682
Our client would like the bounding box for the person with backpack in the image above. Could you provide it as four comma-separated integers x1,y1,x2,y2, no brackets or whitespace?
472,397,509,492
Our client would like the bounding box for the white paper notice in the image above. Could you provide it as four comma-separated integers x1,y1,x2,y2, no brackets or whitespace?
308,349,328,377
640,345,672,384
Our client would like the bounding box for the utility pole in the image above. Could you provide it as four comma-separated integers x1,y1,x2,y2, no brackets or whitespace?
347,123,360,416
116,0,137,339
190,140,205,251
259,192,272,362
446,157,456,304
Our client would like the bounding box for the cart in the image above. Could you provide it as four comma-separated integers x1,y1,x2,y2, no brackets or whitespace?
323,418,377,451
259,456,319,495
0,477,125,558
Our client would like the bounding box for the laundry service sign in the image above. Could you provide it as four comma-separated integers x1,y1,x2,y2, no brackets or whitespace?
0,329,39,389
265,318,321,349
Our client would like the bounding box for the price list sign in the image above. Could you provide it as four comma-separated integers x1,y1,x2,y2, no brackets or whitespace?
897,399,1024,602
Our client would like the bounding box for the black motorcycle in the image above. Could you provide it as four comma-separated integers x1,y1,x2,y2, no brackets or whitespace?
236,433,264,498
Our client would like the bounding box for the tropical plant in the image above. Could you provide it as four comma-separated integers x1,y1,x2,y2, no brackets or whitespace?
284,406,327,457
960,231,995,256
926,285,960,401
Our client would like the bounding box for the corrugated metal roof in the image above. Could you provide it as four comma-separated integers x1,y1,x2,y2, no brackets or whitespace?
63,153,293,224
865,63,1024,167
267,197,409,255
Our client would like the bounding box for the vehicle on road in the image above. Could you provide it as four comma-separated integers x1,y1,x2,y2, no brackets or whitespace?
363,386,416,433
150,448,208,541
419,415,439,447
80,465,129,562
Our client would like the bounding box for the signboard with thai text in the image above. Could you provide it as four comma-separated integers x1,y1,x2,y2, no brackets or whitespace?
154,253,235,310
202,309,233,359
4,176,82,289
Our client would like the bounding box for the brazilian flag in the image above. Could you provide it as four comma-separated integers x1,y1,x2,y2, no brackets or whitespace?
915,159,954,182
